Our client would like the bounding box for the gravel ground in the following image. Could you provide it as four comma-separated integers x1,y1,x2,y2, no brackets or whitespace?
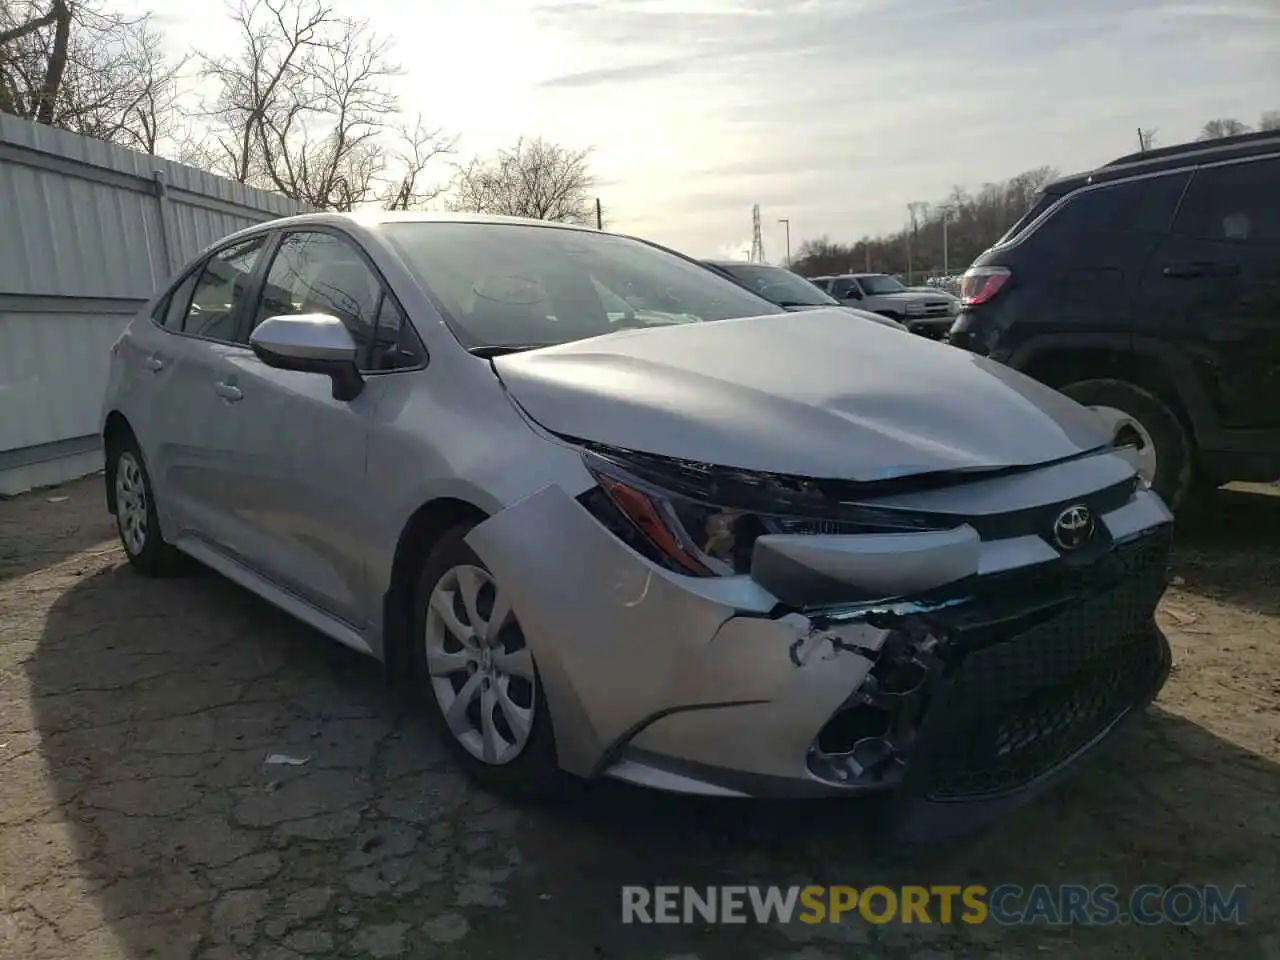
1,476,1277,960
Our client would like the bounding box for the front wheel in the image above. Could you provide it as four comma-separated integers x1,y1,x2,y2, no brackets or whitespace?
1060,378,1195,510
410,524,560,796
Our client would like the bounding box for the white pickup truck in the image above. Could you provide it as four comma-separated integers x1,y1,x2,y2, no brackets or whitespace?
807,273,958,340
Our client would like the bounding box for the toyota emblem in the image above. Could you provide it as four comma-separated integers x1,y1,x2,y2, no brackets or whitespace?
1052,504,1095,551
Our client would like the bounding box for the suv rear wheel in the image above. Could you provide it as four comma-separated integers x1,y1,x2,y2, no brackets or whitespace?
1060,379,1194,510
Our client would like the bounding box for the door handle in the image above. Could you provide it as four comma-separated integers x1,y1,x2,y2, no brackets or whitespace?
143,356,164,372
214,381,243,402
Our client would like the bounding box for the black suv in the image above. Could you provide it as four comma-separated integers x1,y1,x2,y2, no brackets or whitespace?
948,131,1280,510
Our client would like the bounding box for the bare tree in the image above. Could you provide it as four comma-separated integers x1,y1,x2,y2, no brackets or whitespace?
1259,109,1280,132
257,17,400,209
791,166,1060,280
0,0,63,47
198,0,431,211
199,0,336,185
448,137,597,224
1198,117,1252,140
381,114,457,210
0,1,183,152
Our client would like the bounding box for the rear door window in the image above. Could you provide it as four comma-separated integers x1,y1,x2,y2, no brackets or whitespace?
159,272,200,331
1173,159,1280,243
181,236,268,342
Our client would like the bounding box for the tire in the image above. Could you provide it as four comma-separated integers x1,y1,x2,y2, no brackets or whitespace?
410,523,561,797
1059,378,1195,511
107,433,186,576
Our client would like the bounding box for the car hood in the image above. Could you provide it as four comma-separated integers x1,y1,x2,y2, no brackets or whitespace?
778,303,906,330
490,308,1113,481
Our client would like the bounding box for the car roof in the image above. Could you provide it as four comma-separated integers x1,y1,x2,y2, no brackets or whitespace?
248,210,598,232
217,210,607,248
203,210,665,271
1044,129,1280,196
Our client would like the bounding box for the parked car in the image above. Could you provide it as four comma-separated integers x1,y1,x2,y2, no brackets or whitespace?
808,273,958,339
700,260,907,331
948,129,1280,510
102,212,1174,841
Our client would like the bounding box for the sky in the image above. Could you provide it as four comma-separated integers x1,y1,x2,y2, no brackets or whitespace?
131,0,1278,260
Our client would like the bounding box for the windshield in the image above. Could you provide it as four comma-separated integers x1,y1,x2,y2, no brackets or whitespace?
382,222,779,350
717,264,837,307
858,274,907,295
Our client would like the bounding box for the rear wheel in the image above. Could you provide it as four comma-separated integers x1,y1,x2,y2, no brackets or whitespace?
1060,378,1195,510
410,524,560,795
108,434,185,576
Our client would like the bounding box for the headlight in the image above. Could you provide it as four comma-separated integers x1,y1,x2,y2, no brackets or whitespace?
577,449,943,577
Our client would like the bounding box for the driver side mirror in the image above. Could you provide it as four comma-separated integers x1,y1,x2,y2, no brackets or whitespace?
843,289,863,300
250,313,365,402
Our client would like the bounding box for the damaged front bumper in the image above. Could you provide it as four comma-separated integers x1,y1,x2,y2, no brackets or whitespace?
464,458,1174,839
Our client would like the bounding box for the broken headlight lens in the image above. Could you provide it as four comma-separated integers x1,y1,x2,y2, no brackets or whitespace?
578,450,932,577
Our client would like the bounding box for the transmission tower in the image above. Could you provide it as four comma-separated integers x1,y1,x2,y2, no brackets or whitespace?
749,204,765,263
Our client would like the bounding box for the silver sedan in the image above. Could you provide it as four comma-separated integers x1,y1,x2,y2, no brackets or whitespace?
101,212,1174,840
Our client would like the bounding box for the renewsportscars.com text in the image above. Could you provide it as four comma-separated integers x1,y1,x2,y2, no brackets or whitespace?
621,884,1249,926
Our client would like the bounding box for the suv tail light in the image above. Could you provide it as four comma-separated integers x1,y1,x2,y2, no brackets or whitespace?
960,266,1011,306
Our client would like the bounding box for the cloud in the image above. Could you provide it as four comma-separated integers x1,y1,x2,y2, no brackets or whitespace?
163,0,1280,260
540,58,692,89
715,241,754,261
526,0,1278,256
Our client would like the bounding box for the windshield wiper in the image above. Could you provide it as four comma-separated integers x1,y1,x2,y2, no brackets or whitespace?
774,300,826,308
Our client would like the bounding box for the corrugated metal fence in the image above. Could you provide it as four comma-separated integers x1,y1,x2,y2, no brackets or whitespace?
0,114,309,495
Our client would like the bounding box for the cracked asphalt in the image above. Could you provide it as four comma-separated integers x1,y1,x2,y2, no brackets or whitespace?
2,476,1278,959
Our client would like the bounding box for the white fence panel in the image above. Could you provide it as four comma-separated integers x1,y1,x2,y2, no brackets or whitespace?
0,114,309,495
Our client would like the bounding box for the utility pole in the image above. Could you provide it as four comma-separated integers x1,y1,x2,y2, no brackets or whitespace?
595,197,603,230
942,211,949,276
938,204,953,276
906,201,928,285
777,218,791,267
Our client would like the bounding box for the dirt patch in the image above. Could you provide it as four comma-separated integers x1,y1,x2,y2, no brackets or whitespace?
1,475,1277,959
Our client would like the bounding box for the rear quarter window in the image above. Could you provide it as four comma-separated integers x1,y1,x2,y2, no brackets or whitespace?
1035,173,1190,239
996,193,1060,245
1002,172,1190,245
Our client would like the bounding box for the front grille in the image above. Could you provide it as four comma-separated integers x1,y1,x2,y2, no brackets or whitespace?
907,531,1171,800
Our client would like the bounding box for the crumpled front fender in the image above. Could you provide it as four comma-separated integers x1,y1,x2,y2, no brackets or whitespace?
465,484,756,774
466,484,888,777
